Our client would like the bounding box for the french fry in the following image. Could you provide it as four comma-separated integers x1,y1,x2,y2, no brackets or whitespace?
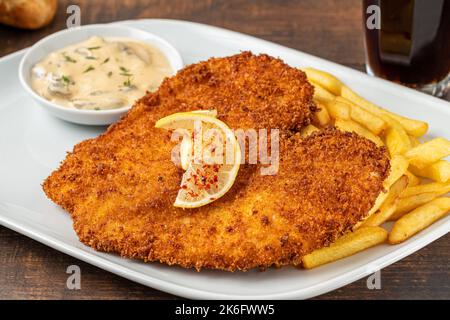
335,118,384,146
306,68,428,136
340,85,389,117
311,82,335,103
409,135,420,147
300,124,319,138
386,155,410,187
361,155,409,221
405,170,421,187
341,85,428,137
387,114,429,138
362,176,408,227
384,125,411,156
303,67,343,95
335,97,387,135
409,161,450,183
301,69,450,250
324,99,351,119
390,192,446,220
400,181,450,198
341,91,411,155
389,197,450,244
313,102,331,127
303,227,388,269
404,138,450,169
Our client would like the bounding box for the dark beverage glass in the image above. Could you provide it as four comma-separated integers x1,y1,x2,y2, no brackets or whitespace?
363,0,450,97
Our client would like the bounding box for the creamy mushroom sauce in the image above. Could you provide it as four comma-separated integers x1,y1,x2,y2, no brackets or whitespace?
30,36,173,110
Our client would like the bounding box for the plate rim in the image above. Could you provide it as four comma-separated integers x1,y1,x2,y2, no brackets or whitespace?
2,209,448,300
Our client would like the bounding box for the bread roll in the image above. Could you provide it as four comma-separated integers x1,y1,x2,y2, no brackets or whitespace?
0,0,58,29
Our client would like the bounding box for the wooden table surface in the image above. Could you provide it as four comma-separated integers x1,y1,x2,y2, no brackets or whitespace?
0,0,449,300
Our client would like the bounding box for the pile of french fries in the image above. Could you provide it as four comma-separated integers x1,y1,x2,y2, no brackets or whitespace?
300,68,450,269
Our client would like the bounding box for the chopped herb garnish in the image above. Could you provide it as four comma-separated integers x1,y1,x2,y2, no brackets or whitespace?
61,75,72,86
107,71,113,77
83,65,95,73
119,67,132,76
120,66,130,73
123,77,133,87
63,53,77,63
88,46,102,50
85,56,97,60
94,107,101,111
101,57,110,64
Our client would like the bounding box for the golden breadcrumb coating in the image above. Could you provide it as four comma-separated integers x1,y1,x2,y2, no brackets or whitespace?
43,52,389,271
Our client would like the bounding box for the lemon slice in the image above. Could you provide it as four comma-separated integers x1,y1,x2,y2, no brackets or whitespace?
179,110,218,170
155,111,241,208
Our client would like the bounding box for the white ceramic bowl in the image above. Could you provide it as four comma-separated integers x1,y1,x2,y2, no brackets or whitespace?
19,24,183,125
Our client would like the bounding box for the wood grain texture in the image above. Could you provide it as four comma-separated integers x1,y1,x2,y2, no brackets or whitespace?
0,0,449,299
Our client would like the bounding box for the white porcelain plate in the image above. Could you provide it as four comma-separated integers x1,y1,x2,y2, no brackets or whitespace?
0,19,449,300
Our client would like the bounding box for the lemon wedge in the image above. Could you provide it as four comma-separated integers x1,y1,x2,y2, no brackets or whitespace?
155,111,241,208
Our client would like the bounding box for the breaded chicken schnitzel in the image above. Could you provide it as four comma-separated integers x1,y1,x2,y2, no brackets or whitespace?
43,52,390,271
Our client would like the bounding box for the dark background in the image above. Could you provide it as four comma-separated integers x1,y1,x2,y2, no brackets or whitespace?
0,0,449,299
